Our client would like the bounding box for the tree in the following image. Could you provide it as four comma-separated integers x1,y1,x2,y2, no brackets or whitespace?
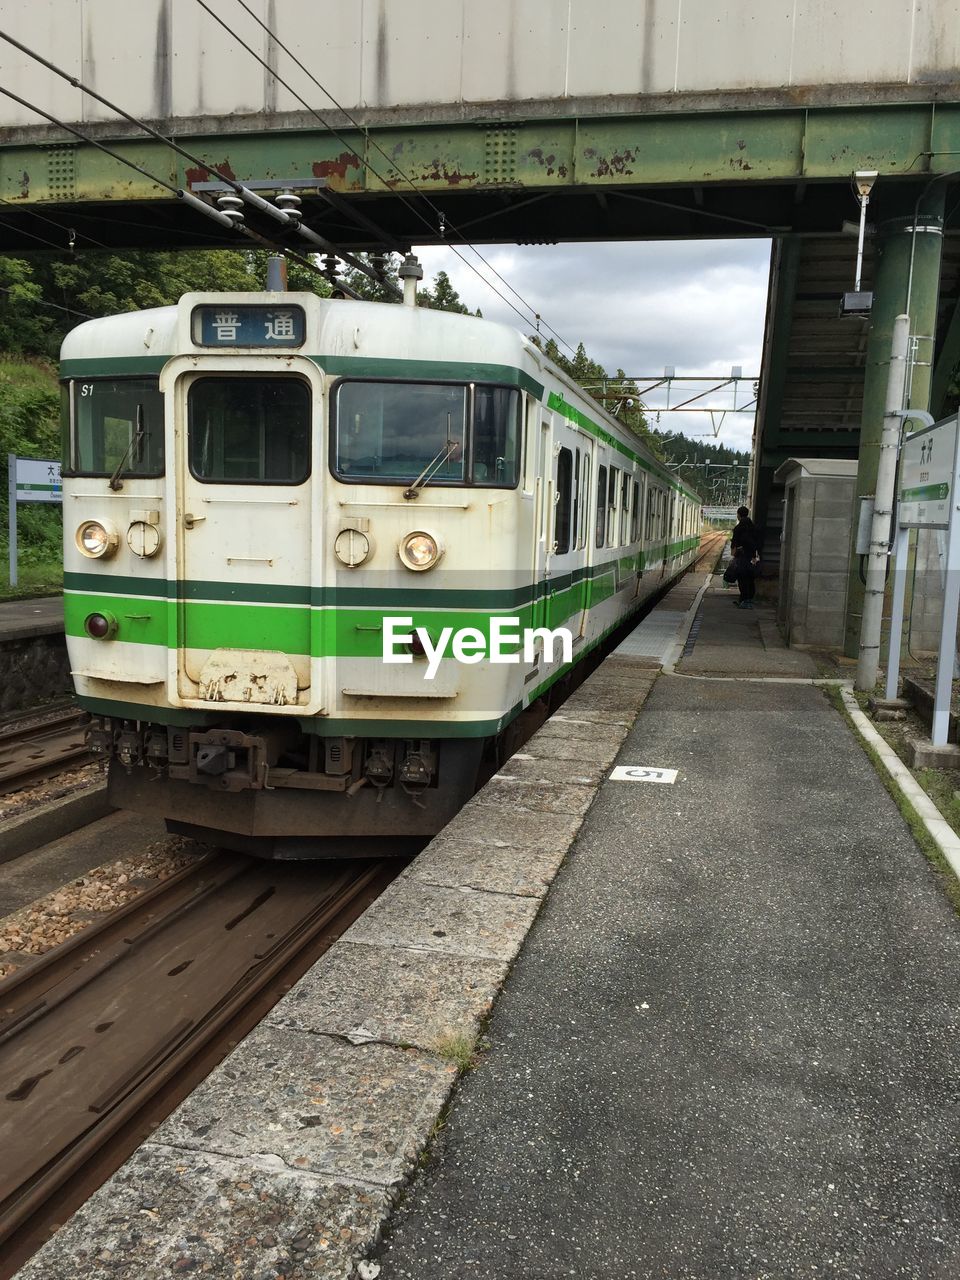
420,270,470,314
339,251,402,302
0,257,61,355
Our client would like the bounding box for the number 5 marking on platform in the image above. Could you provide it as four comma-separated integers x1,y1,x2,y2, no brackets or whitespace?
609,766,678,784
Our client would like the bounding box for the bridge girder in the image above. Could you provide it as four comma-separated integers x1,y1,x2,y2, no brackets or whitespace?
0,99,959,252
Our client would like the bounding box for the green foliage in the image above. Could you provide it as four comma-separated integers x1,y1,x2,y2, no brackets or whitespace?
0,248,340,360
419,270,470,314
528,334,751,496
0,356,62,594
651,431,750,500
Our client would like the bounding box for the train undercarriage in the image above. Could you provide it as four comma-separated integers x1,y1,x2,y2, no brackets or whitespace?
90,714,487,858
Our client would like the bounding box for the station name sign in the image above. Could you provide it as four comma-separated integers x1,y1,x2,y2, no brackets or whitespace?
192,304,306,348
14,457,61,504
899,416,958,529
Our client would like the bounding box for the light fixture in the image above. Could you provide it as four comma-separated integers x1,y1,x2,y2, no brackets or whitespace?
84,611,118,640
334,527,372,568
127,521,161,558
398,530,443,572
841,169,879,316
854,170,879,198
76,519,119,558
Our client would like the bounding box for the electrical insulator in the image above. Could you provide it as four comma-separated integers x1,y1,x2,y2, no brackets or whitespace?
216,193,245,225
276,190,302,224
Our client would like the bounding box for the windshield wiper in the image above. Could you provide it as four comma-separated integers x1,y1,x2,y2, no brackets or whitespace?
108,404,145,491
403,418,461,500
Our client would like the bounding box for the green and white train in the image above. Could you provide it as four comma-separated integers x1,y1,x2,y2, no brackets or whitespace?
61,292,700,856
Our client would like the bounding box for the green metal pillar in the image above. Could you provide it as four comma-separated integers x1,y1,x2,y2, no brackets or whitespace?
843,185,946,657
750,236,799,536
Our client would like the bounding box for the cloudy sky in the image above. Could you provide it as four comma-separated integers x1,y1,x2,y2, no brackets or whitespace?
413,238,772,455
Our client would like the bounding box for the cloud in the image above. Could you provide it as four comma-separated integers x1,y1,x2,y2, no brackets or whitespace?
413,239,770,453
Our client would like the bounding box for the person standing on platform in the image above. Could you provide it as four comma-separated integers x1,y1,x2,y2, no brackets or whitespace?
730,506,759,610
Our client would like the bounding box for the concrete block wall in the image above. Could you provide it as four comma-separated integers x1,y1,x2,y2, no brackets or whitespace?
0,635,72,714
779,473,855,649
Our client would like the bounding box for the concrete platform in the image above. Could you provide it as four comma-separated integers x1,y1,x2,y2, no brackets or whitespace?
0,595,63,643
15,626,664,1280
373,588,960,1279
675,575,820,677
20,564,960,1280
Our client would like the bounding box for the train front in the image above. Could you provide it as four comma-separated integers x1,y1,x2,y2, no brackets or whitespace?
61,293,532,856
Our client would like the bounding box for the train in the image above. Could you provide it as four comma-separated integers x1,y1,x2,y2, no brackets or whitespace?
60,290,701,856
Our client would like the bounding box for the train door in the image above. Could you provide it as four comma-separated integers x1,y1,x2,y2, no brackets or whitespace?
164,355,324,713
527,415,552,683
663,491,676,577
572,443,591,638
631,475,645,597
547,440,582,645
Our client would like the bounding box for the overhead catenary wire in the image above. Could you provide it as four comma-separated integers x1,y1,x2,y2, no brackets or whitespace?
0,193,107,250
228,0,576,353
4,14,572,342
195,0,575,349
0,213,78,254
0,29,397,299
0,85,351,284
0,285,92,319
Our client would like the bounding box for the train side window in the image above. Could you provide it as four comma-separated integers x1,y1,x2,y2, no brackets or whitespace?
630,480,641,542
473,385,521,486
554,447,573,555
70,377,165,478
189,377,310,484
607,466,618,546
620,475,631,545
596,465,607,549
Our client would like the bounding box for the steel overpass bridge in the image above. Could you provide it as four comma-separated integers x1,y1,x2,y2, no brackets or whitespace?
1,0,960,651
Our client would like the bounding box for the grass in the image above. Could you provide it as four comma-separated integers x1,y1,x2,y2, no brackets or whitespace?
0,557,62,601
430,1029,478,1072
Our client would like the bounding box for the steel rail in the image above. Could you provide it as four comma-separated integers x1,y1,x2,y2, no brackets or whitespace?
0,703,91,795
0,853,399,1274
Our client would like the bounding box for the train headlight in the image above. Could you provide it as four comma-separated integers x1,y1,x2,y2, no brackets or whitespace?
76,520,119,559
334,527,372,568
127,520,161,558
399,530,442,572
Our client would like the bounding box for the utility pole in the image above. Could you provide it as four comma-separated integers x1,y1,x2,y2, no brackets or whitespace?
855,314,909,692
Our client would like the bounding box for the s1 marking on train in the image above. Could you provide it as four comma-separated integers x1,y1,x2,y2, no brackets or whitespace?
60,292,701,858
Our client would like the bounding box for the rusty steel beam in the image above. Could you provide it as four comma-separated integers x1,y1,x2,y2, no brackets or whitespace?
0,100,958,241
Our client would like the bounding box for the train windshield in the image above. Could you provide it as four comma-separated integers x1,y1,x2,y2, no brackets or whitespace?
333,380,520,487
188,377,311,484
69,378,165,477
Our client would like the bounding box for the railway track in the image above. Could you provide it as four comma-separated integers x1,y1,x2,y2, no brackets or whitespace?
0,701,91,796
0,850,403,1278
0,532,724,1269
696,529,728,569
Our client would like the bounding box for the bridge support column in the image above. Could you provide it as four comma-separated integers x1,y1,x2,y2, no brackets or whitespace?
843,187,945,659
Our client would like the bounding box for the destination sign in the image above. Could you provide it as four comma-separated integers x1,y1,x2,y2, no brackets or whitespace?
899,416,958,529
192,304,306,347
